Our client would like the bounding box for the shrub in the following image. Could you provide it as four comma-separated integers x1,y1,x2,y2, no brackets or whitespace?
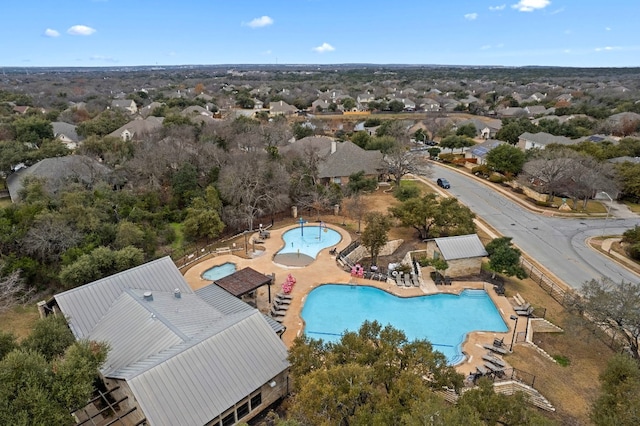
488,174,505,183
472,165,491,178
553,354,571,367
439,153,456,163
393,185,420,201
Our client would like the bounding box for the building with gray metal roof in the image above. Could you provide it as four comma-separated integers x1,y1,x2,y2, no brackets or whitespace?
425,234,488,278
51,256,290,426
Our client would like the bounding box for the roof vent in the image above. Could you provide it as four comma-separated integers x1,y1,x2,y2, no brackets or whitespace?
143,291,153,301
174,288,181,298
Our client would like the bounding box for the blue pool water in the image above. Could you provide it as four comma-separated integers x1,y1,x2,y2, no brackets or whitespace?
301,285,508,365
202,262,236,281
277,226,342,258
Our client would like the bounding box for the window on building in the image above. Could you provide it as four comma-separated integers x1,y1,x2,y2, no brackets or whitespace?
250,393,262,410
236,402,250,420
221,412,235,426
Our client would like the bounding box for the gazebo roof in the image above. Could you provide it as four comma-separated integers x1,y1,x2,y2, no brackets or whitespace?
214,267,272,297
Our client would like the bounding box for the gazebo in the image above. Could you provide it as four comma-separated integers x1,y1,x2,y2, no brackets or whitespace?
214,267,274,305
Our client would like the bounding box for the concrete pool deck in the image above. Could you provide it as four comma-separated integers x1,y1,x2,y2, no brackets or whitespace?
181,223,526,376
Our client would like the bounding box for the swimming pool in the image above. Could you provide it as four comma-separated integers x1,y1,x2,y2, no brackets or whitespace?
273,225,342,266
202,262,236,281
301,285,508,365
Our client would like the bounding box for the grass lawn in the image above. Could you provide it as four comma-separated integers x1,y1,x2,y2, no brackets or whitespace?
170,222,185,252
0,198,12,209
0,304,40,341
623,200,640,213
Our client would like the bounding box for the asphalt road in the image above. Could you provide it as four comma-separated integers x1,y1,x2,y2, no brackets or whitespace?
425,162,640,290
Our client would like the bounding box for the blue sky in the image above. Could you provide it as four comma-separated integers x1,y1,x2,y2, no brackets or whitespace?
2,0,638,68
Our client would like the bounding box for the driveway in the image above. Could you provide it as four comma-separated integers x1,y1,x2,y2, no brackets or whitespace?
424,162,640,289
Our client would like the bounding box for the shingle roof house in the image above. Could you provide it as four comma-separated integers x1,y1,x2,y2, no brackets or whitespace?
279,136,384,185
465,139,506,165
517,131,575,151
52,121,81,149
108,116,164,141
6,155,112,202
50,257,289,426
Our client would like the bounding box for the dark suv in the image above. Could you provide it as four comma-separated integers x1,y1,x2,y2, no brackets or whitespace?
437,178,451,189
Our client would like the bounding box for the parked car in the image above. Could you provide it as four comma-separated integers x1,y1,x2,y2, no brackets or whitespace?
437,178,451,189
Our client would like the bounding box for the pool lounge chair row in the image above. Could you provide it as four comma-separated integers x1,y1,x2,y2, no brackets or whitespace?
394,272,420,287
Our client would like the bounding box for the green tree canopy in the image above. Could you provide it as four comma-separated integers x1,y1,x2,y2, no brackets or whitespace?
0,315,107,424
182,185,225,241
485,143,526,175
484,237,527,279
12,116,53,145
389,193,476,240
456,123,477,138
440,135,475,153
59,246,145,289
590,354,640,425
346,170,378,195
287,321,464,425
361,212,392,265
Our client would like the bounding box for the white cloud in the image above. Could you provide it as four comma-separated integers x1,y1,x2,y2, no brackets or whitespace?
67,25,96,36
481,45,492,50
464,13,478,21
605,27,611,31
550,7,564,15
489,4,506,11
44,28,60,37
512,0,550,12
262,50,272,55
595,46,621,52
312,42,335,53
244,16,274,28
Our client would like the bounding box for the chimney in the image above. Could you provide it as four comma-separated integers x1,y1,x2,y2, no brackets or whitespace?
174,288,181,298
331,140,337,154
143,291,153,301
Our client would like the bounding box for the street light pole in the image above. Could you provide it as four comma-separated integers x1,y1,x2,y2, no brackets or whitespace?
598,191,613,237
509,314,519,352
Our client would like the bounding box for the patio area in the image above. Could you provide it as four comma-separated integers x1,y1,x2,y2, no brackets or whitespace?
181,223,526,376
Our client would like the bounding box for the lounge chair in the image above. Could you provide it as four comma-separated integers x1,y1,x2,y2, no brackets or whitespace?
493,337,504,348
276,292,293,300
270,307,286,318
274,301,290,311
475,365,489,376
403,274,412,287
274,296,292,305
483,344,507,355
482,354,506,368
444,276,452,286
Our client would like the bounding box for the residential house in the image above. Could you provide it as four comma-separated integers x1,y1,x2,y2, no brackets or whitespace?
52,121,81,149
497,106,526,118
465,139,506,165
6,155,112,202
182,105,213,117
524,105,548,116
420,98,441,111
279,136,384,185
253,99,264,109
425,234,488,278
139,101,165,118
311,98,332,111
456,118,502,140
269,100,297,116
517,131,575,151
110,99,138,115
46,257,289,426
108,116,164,141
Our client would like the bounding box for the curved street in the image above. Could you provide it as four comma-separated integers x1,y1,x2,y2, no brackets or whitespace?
423,162,640,290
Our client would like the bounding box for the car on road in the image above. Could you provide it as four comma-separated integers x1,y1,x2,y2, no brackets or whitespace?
437,178,451,189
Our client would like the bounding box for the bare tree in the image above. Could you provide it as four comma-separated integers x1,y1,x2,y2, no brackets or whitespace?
0,269,34,314
383,141,432,185
218,152,290,230
22,213,82,263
